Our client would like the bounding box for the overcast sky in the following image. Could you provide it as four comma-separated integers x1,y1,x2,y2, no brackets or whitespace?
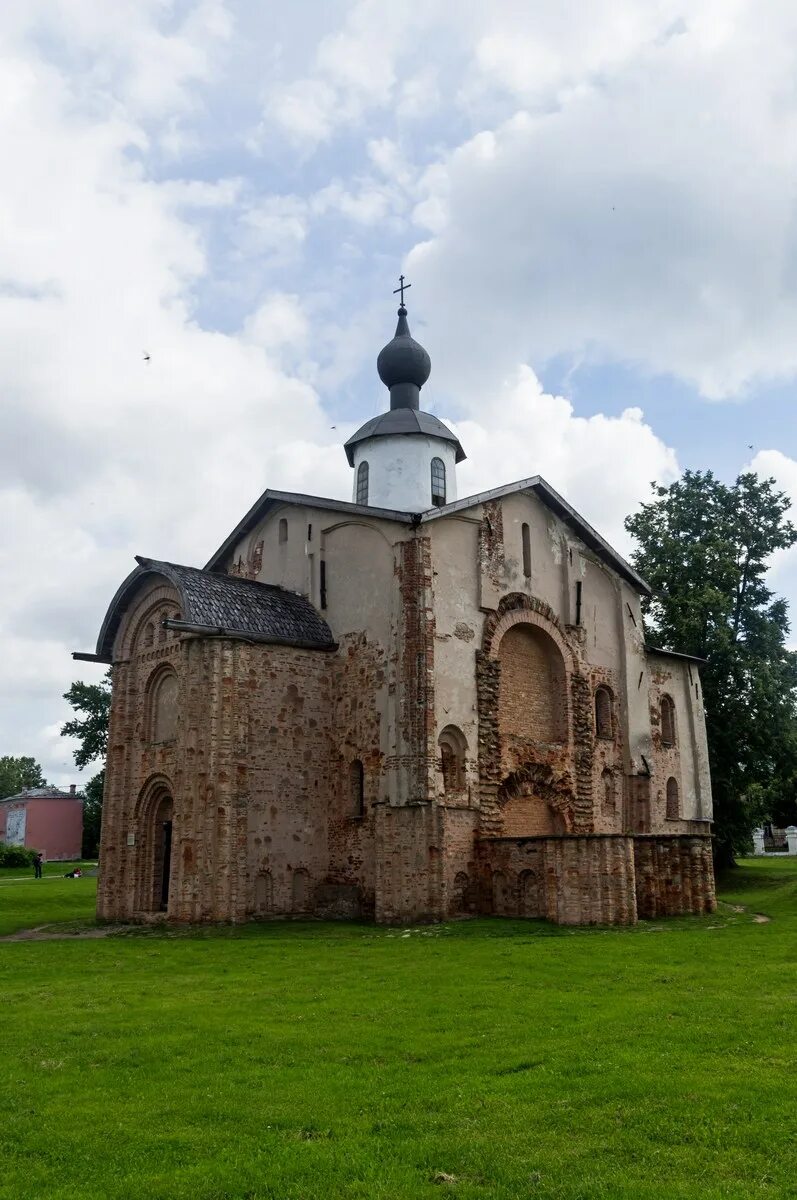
2,0,797,788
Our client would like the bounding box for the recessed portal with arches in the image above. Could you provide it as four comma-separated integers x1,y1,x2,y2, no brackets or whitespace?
134,780,175,914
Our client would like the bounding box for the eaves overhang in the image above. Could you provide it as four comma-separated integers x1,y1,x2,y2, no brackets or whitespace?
84,555,336,664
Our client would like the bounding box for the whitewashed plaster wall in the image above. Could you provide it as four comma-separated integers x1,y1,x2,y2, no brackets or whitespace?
351,435,458,511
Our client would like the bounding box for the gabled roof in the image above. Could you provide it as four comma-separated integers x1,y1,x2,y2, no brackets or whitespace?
203,479,650,595
645,645,707,666
204,489,417,571
89,557,336,663
344,408,466,466
0,787,83,805
420,477,651,595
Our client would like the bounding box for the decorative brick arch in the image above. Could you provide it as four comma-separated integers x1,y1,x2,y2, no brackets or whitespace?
119,582,182,660
132,774,176,914
483,593,571,667
476,593,594,834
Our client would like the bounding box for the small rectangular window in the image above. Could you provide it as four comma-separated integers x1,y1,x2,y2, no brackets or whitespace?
320,560,327,609
307,524,312,542
575,581,583,625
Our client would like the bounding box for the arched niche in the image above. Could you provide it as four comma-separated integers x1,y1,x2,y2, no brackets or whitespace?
133,775,176,914
438,725,468,797
497,622,568,754
321,521,395,642
147,666,179,744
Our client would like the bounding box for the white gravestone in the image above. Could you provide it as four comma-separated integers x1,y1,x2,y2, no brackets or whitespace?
785,827,797,856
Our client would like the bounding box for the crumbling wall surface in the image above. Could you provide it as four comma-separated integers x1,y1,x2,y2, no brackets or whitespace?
478,835,638,925
476,591,597,838
390,535,437,805
633,835,716,918
324,632,387,918
439,805,480,916
647,656,713,828
373,802,442,923
239,642,332,920
428,515,481,803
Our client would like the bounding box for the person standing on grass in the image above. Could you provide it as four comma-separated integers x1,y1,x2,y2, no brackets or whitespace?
33,852,43,879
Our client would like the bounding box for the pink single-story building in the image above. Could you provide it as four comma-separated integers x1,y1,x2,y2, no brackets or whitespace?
0,786,84,861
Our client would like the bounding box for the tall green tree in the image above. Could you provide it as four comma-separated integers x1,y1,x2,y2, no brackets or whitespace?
61,671,112,857
625,470,797,864
0,756,45,800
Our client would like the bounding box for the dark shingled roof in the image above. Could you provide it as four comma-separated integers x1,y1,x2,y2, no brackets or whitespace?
93,557,336,663
344,408,466,466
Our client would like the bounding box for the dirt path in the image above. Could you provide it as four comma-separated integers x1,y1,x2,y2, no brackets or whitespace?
0,923,134,942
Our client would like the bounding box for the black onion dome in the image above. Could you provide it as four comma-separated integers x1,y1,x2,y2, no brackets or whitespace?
377,305,431,393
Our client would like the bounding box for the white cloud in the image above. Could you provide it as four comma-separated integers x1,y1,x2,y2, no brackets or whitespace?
5,0,797,787
408,3,797,399
451,367,678,552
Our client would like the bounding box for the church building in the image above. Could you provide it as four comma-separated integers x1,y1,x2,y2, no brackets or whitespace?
78,290,716,926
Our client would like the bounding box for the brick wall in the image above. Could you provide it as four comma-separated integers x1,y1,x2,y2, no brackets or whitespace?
634,835,716,917
478,835,638,925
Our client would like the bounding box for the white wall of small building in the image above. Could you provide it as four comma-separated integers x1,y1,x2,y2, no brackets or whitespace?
351,435,458,512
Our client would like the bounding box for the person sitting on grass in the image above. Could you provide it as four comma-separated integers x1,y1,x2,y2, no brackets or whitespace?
33,852,43,879
63,867,82,879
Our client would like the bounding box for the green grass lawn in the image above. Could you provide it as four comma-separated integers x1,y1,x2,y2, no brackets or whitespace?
1,859,795,1200
0,862,97,936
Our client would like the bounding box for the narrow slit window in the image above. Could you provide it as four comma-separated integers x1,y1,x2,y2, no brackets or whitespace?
661,695,676,746
431,457,446,507
356,461,369,505
278,518,288,544
595,687,613,739
521,523,531,578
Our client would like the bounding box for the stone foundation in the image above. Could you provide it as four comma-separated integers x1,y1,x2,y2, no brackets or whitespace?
633,834,716,917
476,832,715,925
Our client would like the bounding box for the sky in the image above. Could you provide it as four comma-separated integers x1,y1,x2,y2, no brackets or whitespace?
2,0,797,788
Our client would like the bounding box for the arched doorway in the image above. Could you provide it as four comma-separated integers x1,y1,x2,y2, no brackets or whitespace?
151,793,174,912
134,781,175,915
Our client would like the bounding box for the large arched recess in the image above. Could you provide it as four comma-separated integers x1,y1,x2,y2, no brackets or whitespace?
488,601,572,771
476,595,576,832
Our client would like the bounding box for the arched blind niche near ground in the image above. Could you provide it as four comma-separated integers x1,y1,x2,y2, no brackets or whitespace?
594,686,613,739
356,461,369,505
148,669,179,743
498,624,567,753
253,870,273,916
438,726,467,796
666,776,680,819
660,694,676,746
350,759,365,816
291,868,309,911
